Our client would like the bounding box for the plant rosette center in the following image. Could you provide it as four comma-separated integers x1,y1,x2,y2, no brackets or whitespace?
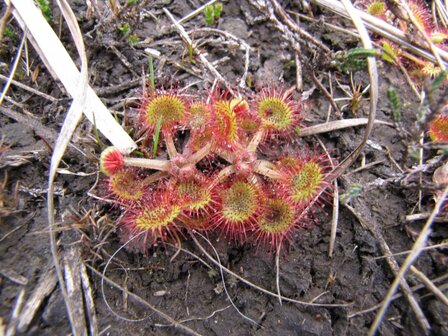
99,84,333,253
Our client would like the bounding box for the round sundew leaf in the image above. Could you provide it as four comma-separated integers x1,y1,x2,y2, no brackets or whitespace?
257,97,294,131
134,204,181,230
100,146,124,176
429,115,448,142
290,161,324,203
221,181,258,223
258,198,295,235
175,179,212,212
145,94,186,127
408,0,433,32
109,170,143,202
214,100,238,144
188,102,211,129
366,1,387,17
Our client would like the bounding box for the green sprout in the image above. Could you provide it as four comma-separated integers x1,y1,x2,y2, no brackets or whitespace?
340,184,362,204
127,34,140,47
409,147,422,161
387,87,401,123
333,48,381,74
117,23,140,46
204,2,223,26
117,23,131,35
148,55,155,94
36,0,52,23
430,70,447,92
148,56,161,158
3,26,17,41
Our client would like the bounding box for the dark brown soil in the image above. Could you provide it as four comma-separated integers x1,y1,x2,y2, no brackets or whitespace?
1,1,447,336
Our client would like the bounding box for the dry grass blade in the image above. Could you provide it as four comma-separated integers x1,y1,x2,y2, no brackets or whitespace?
0,33,25,106
7,0,134,333
80,262,98,336
312,0,448,65
298,119,391,137
62,247,88,335
434,0,448,27
16,267,58,333
330,0,378,180
328,179,339,257
6,288,25,336
275,243,282,305
44,0,89,334
9,0,136,153
368,186,448,336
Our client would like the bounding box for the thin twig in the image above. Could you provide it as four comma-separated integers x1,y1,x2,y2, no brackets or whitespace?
410,266,448,306
348,273,448,318
193,231,261,326
189,28,250,88
344,202,430,335
368,186,448,335
0,74,59,102
177,0,217,24
275,243,282,305
270,0,331,53
369,242,448,260
163,8,228,88
308,71,342,117
88,265,202,336
190,231,351,308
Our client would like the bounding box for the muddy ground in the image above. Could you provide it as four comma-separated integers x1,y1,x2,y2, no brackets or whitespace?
0,0,447,335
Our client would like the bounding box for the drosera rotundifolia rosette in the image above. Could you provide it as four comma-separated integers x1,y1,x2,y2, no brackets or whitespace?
99,84,334,253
